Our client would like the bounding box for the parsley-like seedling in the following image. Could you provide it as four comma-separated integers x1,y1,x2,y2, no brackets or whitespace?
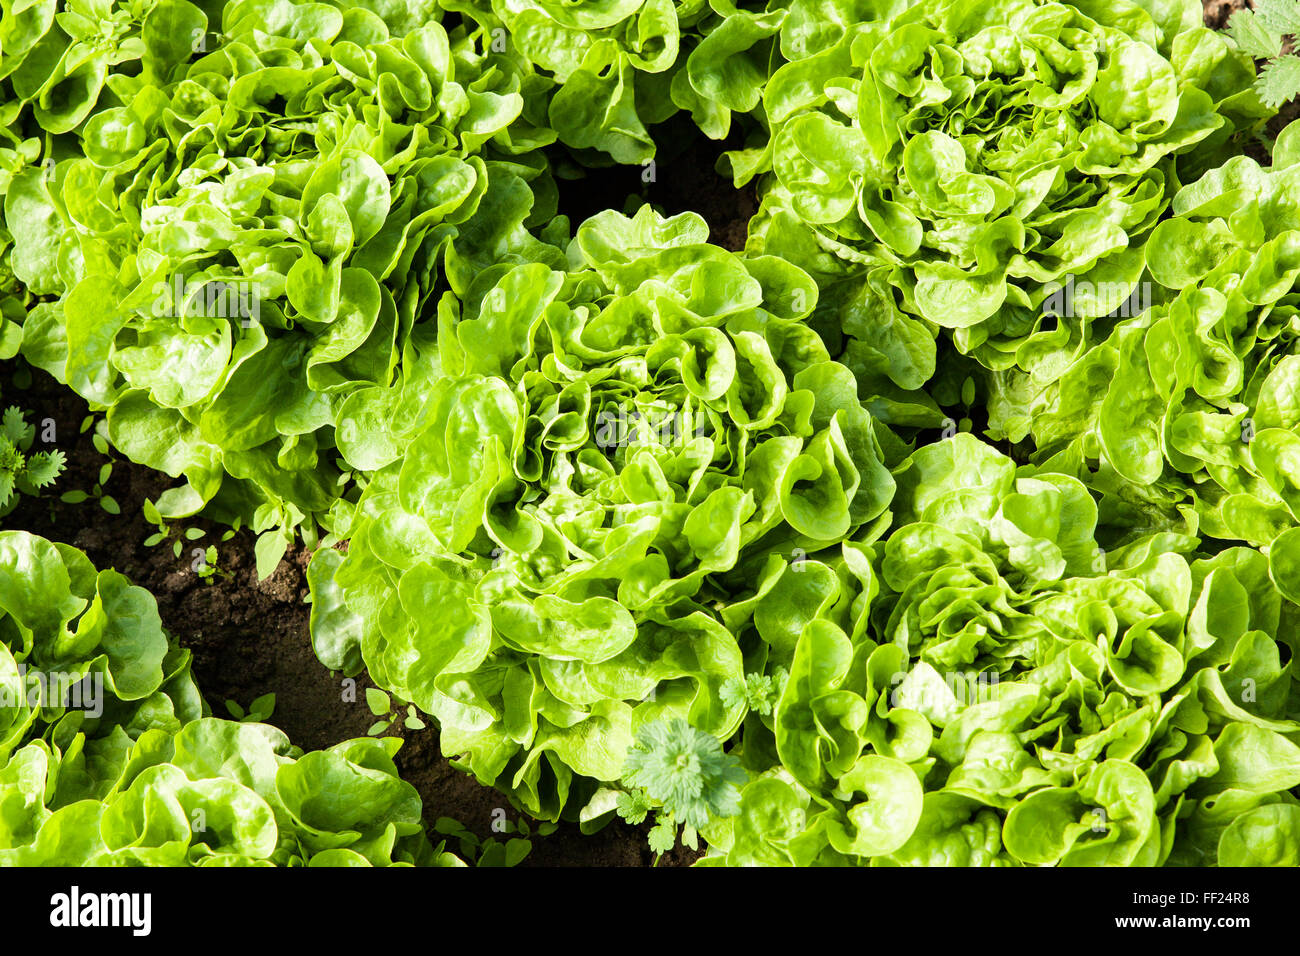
720,667,789,716
0,406,65,516
618,718,746,857
1230,0,1300,107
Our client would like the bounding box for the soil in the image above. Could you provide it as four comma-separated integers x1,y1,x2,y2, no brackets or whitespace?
1203,0,1249,30
554,117,758,253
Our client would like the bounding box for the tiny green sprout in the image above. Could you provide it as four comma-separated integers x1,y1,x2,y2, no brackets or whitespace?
246,693,275,722
961,376,977,407
403,705,426,731
195,545,220,581
365,687,392,717
365,687,399,735
431,814,534,867
254,529,289,581
56,427,118,516
224,694,276,723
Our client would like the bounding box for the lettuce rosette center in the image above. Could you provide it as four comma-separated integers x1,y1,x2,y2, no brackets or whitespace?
311,206,901,818
745,0,1265,376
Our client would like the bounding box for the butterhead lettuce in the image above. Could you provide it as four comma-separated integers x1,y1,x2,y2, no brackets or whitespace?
700,436,1300,867
310,205,902,819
